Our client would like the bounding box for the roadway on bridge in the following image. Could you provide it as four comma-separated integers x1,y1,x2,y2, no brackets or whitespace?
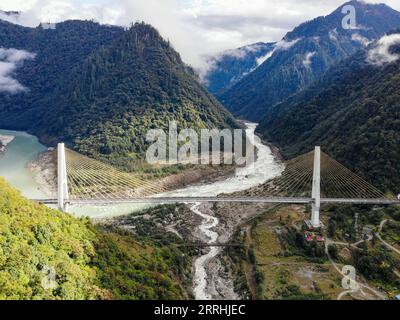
33,196,400,205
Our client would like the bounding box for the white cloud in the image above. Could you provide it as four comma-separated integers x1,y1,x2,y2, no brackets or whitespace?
275,38,301,50
369,34,400,65
329,28,339,42
0,0,400,70
256,38,301,66
214,43,267,62
367,34,400,66
256,51,274,66
302,51,316,67
200,42,272,80
351,33,371,46
0,48,36,94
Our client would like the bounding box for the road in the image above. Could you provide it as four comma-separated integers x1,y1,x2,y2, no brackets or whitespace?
32,197,400,205
324,239,387,300
376,219,400,255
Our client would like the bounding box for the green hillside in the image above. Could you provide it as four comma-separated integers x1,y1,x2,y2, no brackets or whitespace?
0,21,237,170
0,177,192,300
258,38,400,193
0,19,125,117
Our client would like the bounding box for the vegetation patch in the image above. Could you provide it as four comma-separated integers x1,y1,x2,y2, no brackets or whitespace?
0,178,193,300
227,205,342,300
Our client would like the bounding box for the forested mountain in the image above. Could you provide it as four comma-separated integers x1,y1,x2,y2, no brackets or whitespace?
0,177,192,299
219,0,400,121
258,33,400,192
0,11,19,16
0,21,236,168
0,19,125,100
203,42,275,95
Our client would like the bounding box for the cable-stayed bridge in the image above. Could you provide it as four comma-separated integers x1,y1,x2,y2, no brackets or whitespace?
31,144,400,228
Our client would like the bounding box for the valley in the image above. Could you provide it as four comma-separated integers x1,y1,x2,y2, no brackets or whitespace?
0,123,284,299
1,0,400,303
216,0,400,121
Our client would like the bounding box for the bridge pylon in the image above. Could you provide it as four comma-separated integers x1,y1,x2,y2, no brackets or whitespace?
310,146,322,228
57,143,69,212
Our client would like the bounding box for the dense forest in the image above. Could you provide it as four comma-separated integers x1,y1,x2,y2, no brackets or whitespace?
0,21,237,170
219,0,400,121
0,178,192,299
258,36,400,193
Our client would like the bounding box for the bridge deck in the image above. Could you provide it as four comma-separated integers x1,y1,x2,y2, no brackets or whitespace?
31,197,400,205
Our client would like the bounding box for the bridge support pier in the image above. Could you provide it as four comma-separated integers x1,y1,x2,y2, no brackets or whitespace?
311,146,322,228
57,143,69,213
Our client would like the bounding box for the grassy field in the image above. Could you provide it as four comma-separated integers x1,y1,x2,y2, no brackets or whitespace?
230,205,344,300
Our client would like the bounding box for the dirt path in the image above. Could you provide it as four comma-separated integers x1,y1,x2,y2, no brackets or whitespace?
376,219,400,255
244,225,257,299
325,238,386,300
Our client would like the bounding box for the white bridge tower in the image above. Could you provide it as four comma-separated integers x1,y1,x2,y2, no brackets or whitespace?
57,143,69,212
310,146,321,228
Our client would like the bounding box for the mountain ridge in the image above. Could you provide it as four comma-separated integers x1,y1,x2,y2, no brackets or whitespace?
219,0,400,121
258,33,400,192
203,41,276,96
0,20,237,169
0,177,192,299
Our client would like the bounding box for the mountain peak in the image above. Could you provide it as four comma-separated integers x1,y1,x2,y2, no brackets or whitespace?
342,0,391,8
219,0,400,122
203,42,276,95
129,21,162,38
0,19,236,166
285,0,400,41
338,0,399,13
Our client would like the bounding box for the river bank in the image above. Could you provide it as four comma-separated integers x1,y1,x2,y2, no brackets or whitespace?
92,123,284,299
0,134,15,155
27,149,238,199
1,124,284,299
109,123,284,299
0,129,47,199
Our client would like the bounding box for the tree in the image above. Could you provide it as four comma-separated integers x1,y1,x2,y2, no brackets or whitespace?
328,219,337,238
328,244,338,260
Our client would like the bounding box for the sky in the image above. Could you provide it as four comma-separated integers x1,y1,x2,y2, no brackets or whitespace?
1,0,400,70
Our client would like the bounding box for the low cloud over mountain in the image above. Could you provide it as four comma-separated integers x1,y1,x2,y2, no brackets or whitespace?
0,47,35,94
367,33,400,65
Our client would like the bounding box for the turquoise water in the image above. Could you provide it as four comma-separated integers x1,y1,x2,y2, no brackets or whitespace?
0,125,283,220
0,129,151,218
0,129,47,199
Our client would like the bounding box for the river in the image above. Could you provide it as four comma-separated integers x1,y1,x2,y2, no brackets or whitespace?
0,124,284,300
159,123,284,299
0,129,153,217
0,129,47,199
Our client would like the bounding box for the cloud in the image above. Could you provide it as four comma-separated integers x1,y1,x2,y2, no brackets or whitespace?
1,0,400,70
256,51,274,66
329,28,339,42
200,42,273,81
0,11,22,24
367,34,400,66
302,51,316,67
256,38,301,66
225,43,270,59
351,33,371,46
0,48,36,94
